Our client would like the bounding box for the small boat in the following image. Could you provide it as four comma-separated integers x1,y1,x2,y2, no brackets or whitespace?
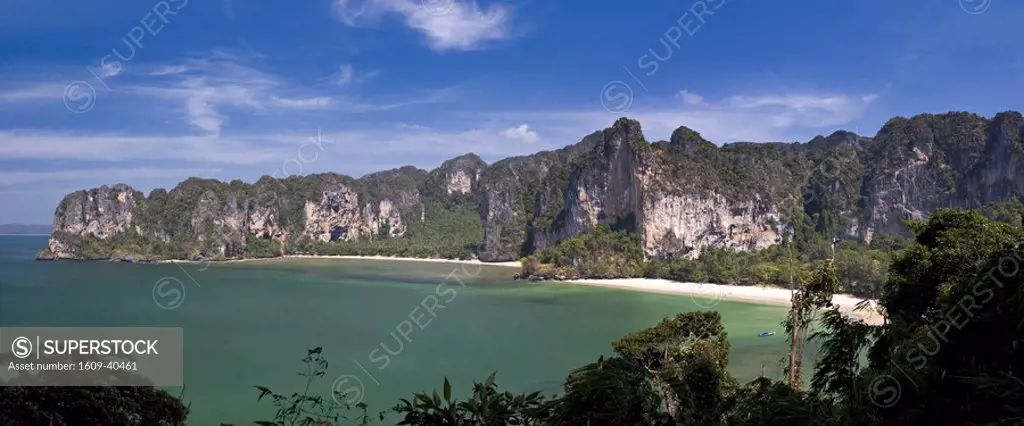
757,331,775,337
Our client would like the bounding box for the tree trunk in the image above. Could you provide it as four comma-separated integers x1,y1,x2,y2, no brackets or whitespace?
788,305,804,389
789,314,806,391
787,243,802,389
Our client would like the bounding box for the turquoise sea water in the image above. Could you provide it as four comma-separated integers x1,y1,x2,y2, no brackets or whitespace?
0,236,810,425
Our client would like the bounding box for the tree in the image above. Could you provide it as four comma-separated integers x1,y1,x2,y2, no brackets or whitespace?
0,386,189,426
785,256,840,391
860,209,1024,425
561,311,736,425
241,347,380,426
394,373,548,425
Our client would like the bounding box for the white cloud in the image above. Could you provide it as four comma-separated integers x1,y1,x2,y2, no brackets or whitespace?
335,64,380,88
338,64,355,86
0,167,221,186
676,90,705,106
333,0,515,50
0,83,67,104
723,94,853,112
501,124,539,143
147,65,190,76
0,131,284,165
123,52,338,136
98,61,120,78
396,122,430,130
102,51,452,135
269,96,333,109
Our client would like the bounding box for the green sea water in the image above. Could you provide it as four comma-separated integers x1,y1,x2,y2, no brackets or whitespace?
0,236,813,425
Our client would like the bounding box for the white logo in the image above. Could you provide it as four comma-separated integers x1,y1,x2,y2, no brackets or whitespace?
152,277,185,310
600,81,634,114
11,336,32,359
63,81,97,114
960,0,992,14
420,0,454,16
332,374,366,406
868,374,902,408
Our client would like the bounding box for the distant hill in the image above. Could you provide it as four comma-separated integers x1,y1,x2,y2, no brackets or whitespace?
0,224,52,235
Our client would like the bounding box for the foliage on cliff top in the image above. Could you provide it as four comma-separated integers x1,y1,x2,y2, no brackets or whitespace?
530,224,645,279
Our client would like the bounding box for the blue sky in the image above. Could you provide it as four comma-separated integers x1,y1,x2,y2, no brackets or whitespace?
0,0,1021,224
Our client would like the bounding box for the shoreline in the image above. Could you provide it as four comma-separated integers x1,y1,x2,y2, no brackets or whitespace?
158,254,522,268
556,278,885,325
149,255,882,324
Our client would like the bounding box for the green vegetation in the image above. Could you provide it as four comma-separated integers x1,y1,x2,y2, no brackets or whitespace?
522,224,645,279
521,223,895,298
0,386,189,425
980,196,1024,228
244,234,283,258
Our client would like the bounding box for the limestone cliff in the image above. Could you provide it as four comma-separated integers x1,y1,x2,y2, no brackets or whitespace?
42,111,1024,263
476,119,798,260
476,112,1024,261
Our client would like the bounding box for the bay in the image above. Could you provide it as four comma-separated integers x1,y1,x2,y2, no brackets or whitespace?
0,236,810,425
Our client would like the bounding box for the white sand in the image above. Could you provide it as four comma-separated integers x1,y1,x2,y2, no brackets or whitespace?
284,254,521,267
160,254,521,268
558,278,885,325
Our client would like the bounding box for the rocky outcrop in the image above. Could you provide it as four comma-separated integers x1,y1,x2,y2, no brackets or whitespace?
423,153,486,198
640,193,784,258
248,206,284,240
53,184,141,240
41,111,1024,263
304,185,364,243
302,186,407,243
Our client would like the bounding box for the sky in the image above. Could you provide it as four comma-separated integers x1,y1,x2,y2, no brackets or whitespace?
0,0,1021,224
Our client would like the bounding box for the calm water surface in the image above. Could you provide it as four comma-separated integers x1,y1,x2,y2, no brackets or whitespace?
0,236,809,425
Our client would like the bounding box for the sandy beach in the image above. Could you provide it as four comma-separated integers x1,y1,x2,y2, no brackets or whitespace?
283,254,522,267
557,278,885,325
160,254,522,268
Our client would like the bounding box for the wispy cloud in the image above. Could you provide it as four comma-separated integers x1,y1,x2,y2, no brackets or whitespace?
0,130,303,165
333,0,516,51
147,65,190,76
109,50,453,135
98,61,120,78
121,51,335,135
269,96,333,109
338,64,355,86
0,83,67,105
335,63,380,88
396,122,430,130
0,167,222,187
